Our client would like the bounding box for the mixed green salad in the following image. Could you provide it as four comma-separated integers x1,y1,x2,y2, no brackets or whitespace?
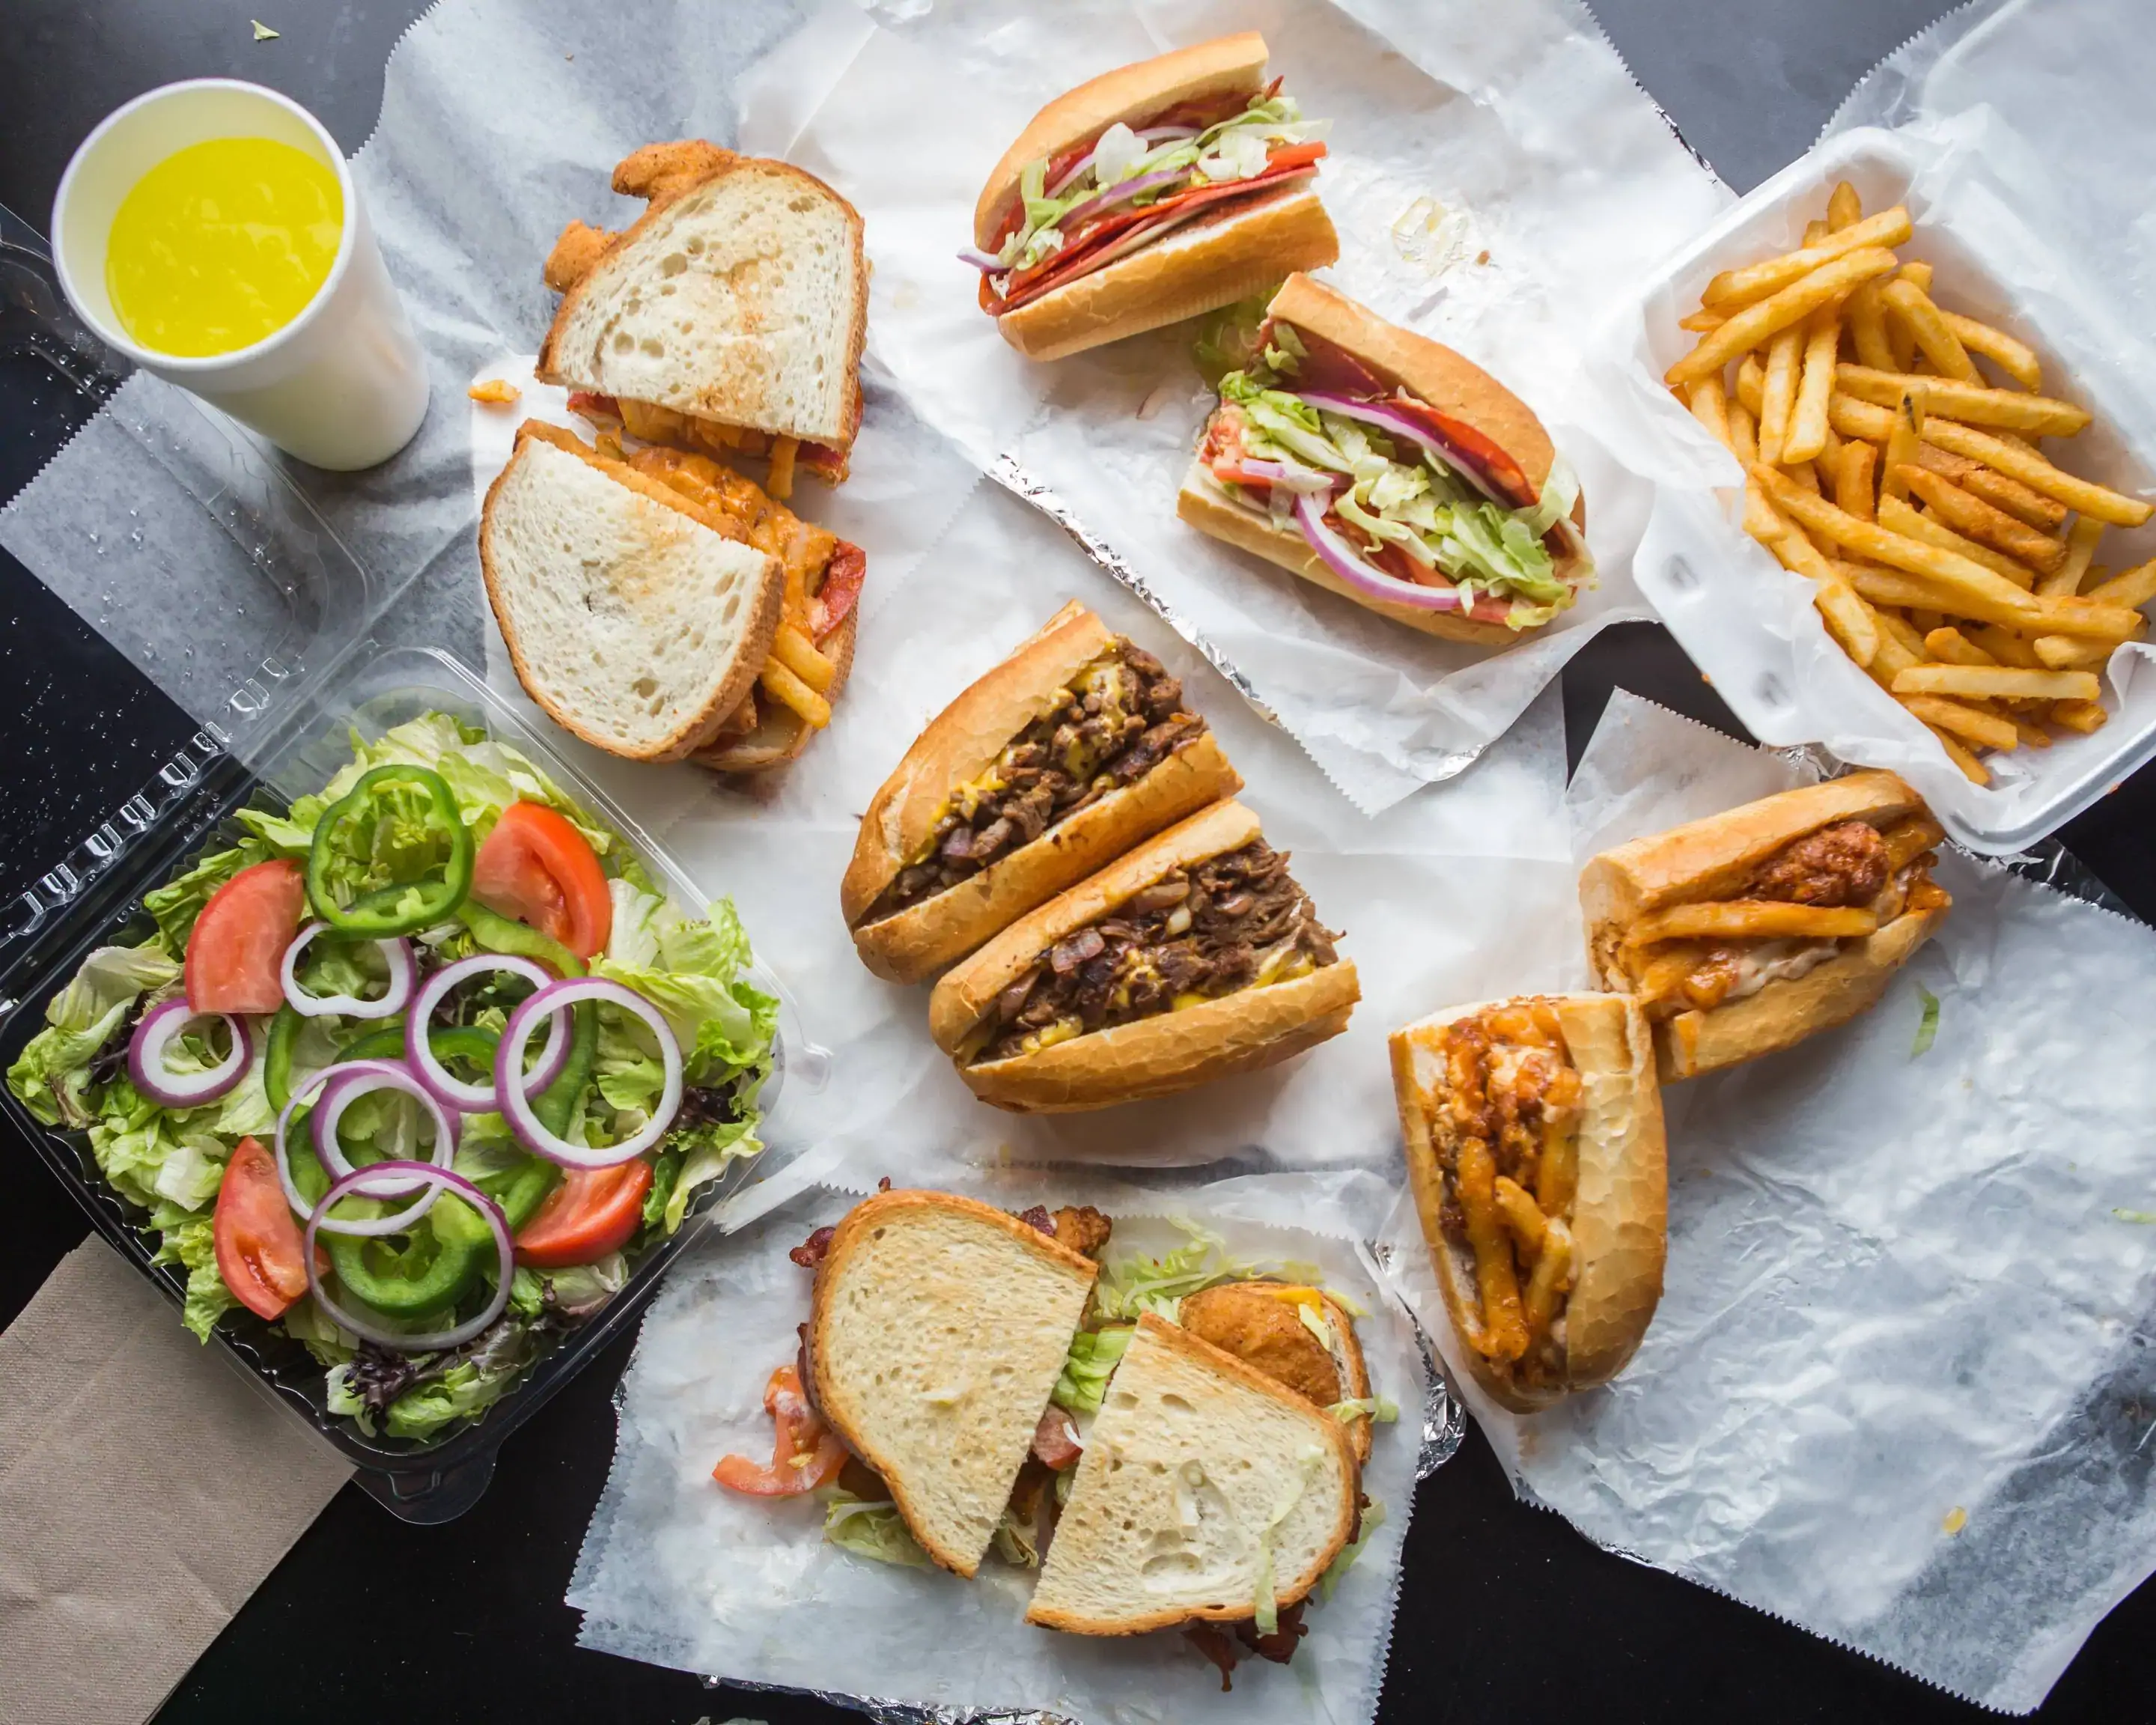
7,713,776,1444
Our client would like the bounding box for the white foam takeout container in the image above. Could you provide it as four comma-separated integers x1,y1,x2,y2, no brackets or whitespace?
1624,124,2156,854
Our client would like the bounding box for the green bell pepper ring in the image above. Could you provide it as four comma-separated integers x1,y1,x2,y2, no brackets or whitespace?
305,764,473,938
264,1004,303,1113
326,1203,489,1317
457,901,586,979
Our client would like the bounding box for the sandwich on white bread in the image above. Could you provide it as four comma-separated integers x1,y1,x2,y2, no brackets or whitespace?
843,601,1241,984
807,1190,1098,1577
1180,272,1591,643
478,421,782,763
539,141,866,485
966,33,1339,361
927,799,1358,1113
1579,770,1951,1082
1178,1280,1374,1464
1389,993,1666,1414
1025,1310,1359,1635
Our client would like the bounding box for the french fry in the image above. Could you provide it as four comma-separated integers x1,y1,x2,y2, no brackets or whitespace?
1965,625,2044,669
1492,1176,1548,1258
2032,635,2113,671
1783,460,1821,495
1919,419,2155,527
1831,366,2091,436
2038,515,2106,597
1939,457,2070,530
1883,815,1949,868
1939,311,2042,391
764,435,800,501
1896,467,2066,574
2086,558,2156,611
1847,280,1896,372
1869,602,1930,666
2052,699,2109,734
1827,180,1863,231
1887,294,1918,373
1785,304,1840,463
1892,664,2102,702
1835,440,1878,520
2010,716,2056,749
1829,393,1895,442
1678,307,1728,334
1728,404,1787,544
1669,249,1902,386
1753,465,2140,639
1881,279,1981,383
1687,374,1732,449
1768,526,1879,666
1735,353,1767,417
1877,495,2035,588
1850,562,2089,636
769,622,836,693
1758,323,1804,463
1899,693,2020,752
1881,392,1925,505
1926,724,1991,783
1910,606,1948,636
758,657,832,729
1923,626,1998,667
1699,209,1913,308
1895,260,1934,295
1632,901,1880,943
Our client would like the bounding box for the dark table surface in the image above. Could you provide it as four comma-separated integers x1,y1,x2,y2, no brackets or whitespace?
4,2,2154,1721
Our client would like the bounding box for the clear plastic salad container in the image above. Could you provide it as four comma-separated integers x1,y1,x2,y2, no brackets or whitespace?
0,215,822,1522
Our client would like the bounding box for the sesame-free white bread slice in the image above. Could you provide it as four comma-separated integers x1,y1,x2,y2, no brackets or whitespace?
480,435,779,762
809,1192,1098,1577
1026,1313,1357,1634
540,159,864,448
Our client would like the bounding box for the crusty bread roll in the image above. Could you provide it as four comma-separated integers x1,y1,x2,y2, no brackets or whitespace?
975,34,1339,362
843,601,1241,984
808,1190,1097,1578
1024,1311,1359,1634
1389,992,1667,1414
929,800,1358,1113
1579,770,1949,1082
479,421,782,763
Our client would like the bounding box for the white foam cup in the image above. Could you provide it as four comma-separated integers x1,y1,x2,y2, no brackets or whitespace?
51,79,428,471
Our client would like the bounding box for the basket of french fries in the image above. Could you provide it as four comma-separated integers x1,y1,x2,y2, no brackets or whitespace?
1633,127,2156,851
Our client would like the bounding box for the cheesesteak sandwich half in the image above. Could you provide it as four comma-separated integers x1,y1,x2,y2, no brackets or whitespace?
1181,273,1592,643
928,800,1358,1113
844,603,1240,983
1390,994,1666,1413
1580,770,1950,1082
963,33,1339,362
539,141,866,488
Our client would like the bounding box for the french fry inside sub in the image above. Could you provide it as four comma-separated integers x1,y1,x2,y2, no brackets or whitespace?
1673,179,2156,779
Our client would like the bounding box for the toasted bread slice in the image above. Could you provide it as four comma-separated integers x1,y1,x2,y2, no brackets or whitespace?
538,143,867,473
808,1190,1097,1578
479,422,782,762
1026,1312,1359,1634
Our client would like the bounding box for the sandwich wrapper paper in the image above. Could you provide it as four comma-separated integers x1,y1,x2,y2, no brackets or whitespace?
567,1160,1441,1725
785,0,1731,815
1380,688,2156,1715
1617,0,2156,848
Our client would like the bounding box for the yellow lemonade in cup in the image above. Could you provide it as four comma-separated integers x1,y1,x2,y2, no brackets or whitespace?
105,136,344,357
53,79,427,469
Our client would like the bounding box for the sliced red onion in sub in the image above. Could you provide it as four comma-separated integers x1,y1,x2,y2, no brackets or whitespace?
127,999,252,1107
496,977,680,1169
1294,392,1511,508
304,1162,513,1351
279,920,416,1020
406,953,570,1113
1291,492,1472,612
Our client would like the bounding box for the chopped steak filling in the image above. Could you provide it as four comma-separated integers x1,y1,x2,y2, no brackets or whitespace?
865,642,1207,922
968,840,1338,1065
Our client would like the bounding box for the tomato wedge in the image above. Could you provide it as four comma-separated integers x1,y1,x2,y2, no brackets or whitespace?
472,802,612,958
213,1137,309,1320
186,858,305,1014
514,1160,652,1268
713,1364,848,1497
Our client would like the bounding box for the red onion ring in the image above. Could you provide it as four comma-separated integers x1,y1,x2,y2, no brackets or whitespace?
305,1162,513,1351
1292,491,1475,612
1044,123,1199,198
406,954,570,1113
279,919,416,1020
127,998,251,1107
1053,163,1193,234
309,1059,458,1202
496,978,680,1169
1294,392,1512,509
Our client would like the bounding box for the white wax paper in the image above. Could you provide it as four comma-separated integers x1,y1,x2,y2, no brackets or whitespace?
783,0,1729,812
1382,689,2156,1714
1616,0,2156,852
568,1163,1430,1725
